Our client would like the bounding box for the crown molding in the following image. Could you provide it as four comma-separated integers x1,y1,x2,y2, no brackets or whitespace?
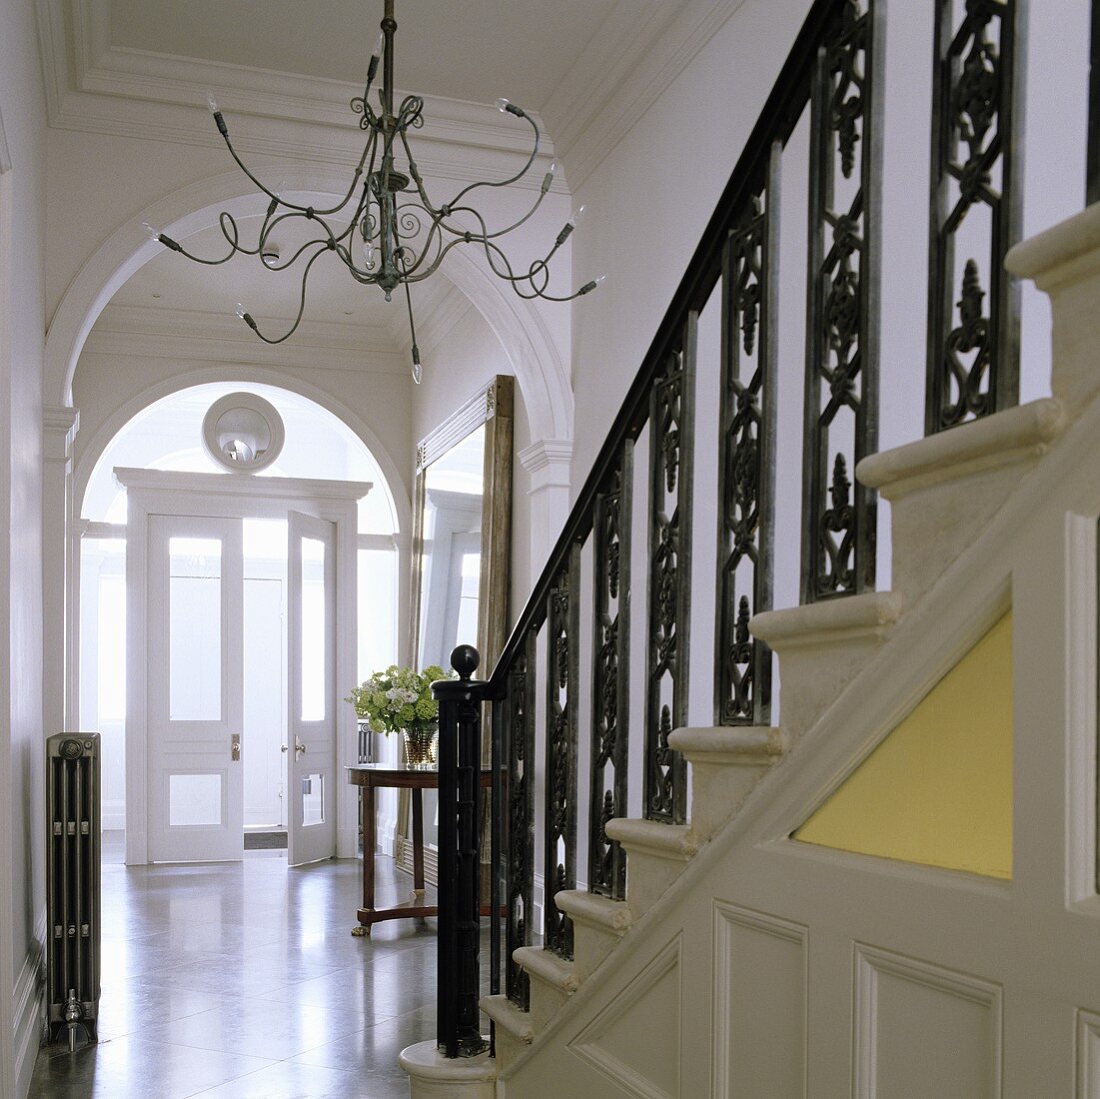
84,302,409,373
36,0,563,190
545,0,752,188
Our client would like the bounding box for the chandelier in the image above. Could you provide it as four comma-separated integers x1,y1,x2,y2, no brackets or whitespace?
144,0,602,383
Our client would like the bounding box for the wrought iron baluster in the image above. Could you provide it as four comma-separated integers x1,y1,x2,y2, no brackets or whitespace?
1090,0,1100,206
544,547,580,958
645,316,696,825
589,442,633,899
926,0,1020,433
505,630,537,1009
802,0,881,603
715,146,779,727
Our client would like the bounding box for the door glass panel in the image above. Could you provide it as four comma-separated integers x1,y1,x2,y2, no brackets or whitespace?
169,537,222,720
301,537,326,721
301,772,324,826
169,773,223,826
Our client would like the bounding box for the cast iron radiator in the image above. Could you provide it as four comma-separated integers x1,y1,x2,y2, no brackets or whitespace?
45,733,101,1049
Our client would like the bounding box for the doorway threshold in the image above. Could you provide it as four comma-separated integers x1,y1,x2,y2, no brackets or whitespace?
244,829,288,850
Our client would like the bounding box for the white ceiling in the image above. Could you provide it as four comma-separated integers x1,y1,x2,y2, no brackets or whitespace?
109,0,623,112
112,218,406,331
65,0,733,357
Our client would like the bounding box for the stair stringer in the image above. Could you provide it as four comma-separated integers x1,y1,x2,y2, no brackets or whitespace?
495,379,1100,1097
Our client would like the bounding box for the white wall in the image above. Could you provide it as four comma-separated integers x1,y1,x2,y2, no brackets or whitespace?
0,0,48,1093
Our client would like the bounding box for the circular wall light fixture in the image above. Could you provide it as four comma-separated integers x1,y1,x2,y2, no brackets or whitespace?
201,392,285,473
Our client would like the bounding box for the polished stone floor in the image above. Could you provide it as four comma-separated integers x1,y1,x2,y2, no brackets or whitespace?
28,834,468,1098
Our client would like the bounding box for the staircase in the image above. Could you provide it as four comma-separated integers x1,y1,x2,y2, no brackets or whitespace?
402,0,1100,1092
476,202,1100,1093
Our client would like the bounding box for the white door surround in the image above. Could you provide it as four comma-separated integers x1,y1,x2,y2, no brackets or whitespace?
120,467,369,865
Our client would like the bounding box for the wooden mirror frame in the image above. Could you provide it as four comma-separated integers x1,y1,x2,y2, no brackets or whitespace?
394,374,513,881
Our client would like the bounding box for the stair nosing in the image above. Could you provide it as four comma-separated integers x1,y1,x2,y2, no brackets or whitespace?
604,818,697,860
481,994,535,1042
668,725,787,764
554,889,633,932
512,946,579,992
750,591,903,649
856,397,1065,499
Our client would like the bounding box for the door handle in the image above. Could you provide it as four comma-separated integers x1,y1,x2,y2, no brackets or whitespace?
280,744,289,753
231,734,241,762
295,737,307,759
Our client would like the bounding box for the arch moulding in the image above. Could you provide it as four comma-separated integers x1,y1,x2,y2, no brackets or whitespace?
72,365,414,538
44,166,575,444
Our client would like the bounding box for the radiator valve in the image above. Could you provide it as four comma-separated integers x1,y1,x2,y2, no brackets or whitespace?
64,989,83,1052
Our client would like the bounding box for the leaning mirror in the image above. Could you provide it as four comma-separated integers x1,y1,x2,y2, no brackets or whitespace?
394,375,513,880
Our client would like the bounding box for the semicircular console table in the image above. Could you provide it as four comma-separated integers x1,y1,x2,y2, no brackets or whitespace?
347,763,493,935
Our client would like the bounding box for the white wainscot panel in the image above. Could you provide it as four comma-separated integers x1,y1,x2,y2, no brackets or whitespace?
1077,1009,1100,1097
714,901,807,1098
569,935,682,1099
855,944,1002,1098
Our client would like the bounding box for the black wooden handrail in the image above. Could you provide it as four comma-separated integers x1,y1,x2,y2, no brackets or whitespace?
484,0,847,699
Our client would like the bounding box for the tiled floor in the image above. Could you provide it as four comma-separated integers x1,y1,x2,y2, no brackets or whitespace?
29,835,461,1098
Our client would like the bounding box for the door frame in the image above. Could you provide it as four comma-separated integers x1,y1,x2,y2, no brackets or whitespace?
119,467,370,865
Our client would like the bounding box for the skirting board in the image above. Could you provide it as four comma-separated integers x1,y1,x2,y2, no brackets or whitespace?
14,909,45,1099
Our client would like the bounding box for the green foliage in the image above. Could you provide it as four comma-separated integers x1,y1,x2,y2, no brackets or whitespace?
345,664,452,735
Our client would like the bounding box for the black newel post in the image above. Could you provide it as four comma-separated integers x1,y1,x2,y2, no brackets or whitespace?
434,645,489,1058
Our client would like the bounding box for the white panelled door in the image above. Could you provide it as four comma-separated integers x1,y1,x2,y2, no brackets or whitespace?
147,515,244,862
286,511,338,866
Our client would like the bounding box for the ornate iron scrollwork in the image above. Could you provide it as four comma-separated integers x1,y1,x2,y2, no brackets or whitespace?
802,0,879,603
646,325,696,824
716,179,776,726
544,550,579,958
505,633,536,1009
926,0,1020,433
590,450,633,898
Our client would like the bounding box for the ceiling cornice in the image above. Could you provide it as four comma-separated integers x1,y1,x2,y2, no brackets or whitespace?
85,302,409,374
36,0,561,189
544,0,752,189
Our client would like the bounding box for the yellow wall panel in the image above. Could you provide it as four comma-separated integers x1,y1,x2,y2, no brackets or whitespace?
794,613,1012,880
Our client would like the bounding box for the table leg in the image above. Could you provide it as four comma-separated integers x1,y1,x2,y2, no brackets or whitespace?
362,783,376,918
412,788,425,895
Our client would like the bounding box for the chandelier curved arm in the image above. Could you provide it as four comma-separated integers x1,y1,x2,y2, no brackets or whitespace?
242,243,332,344
441,110,542,210
215,113,376,219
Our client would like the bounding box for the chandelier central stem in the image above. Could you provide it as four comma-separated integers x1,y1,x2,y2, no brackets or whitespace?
382,0,396,120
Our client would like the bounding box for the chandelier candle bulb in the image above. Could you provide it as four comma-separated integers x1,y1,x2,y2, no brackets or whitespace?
542,159,558,192
206,90,219,114
141,221,160,242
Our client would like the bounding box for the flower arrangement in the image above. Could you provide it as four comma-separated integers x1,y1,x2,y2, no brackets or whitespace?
346,664,451,736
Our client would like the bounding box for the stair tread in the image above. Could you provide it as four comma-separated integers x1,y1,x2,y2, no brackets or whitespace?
857,398,1064,498
750,591,903,648
554,889,633,931
605,818,698,860
513,946,579,992
481,994,534,1042
668,725,787,764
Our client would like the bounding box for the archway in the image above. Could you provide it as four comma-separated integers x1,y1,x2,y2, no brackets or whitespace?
44,166,574,441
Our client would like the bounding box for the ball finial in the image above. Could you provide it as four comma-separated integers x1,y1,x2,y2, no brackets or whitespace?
450,644,480,680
